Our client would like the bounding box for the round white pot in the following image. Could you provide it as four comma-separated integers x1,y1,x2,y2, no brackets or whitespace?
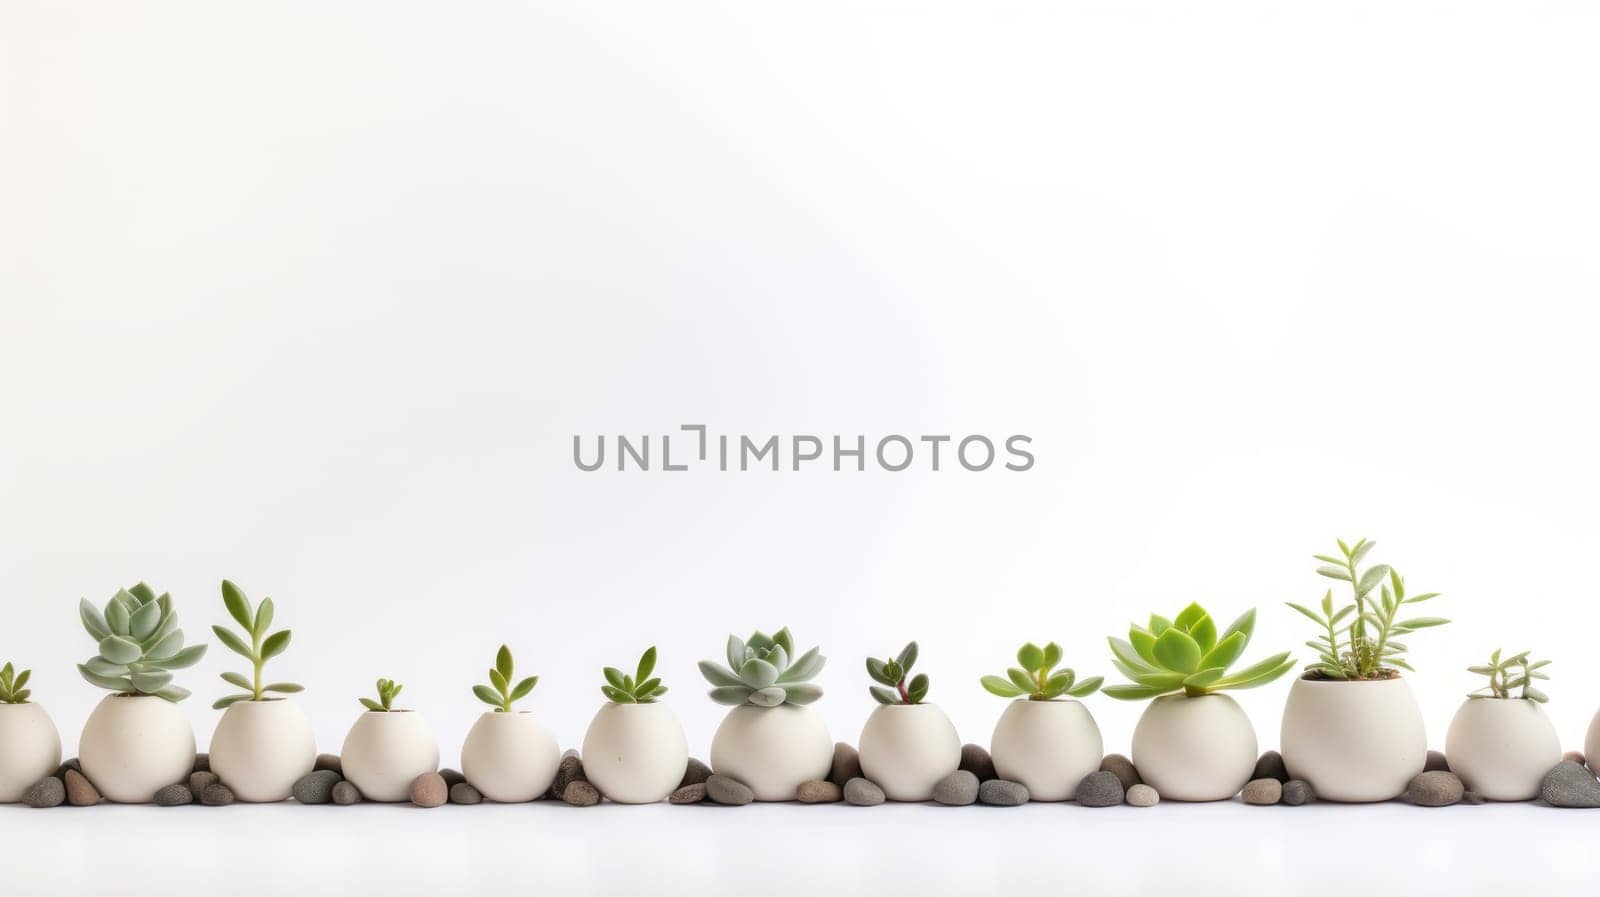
581,702,689,804
989,699,1102,801
340,711,439,802
1281,676,1426,802
1131,694,1256,801
1445,698,1561,801
1584,707,1600,770
710,703,832,801
0,703,63,803
208,699,317,802
461,710,561,803
79,694,196,803
858,703,962,801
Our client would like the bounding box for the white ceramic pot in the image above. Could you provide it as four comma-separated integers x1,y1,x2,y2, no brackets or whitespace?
340,711,439,802
79,694,196,803
1445,698,1561,801
0,703,63,802
858,703,962,801
461,710,561,803
208,699,317,802
1281,676,1426,802
989,699,1102,801
581,702,689,804
710,703,832,801
1584,708,1600,770
1131,694,1256,801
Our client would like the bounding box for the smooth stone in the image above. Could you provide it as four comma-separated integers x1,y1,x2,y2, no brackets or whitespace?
1252,750,1288,783
1462,791,1486,805
830,743,863,787
23,776,65,808
293,770,342,805
189,771,219,796
154,783,193,806
1424,750,1450,772
669,783,708,805
797,779,843,803
201,782,235,806
1408,770,1464,807
439,768,466,788
314,753,342,774
192,753,209,773
54,757,81,778
333,782,364,805
978,779,1029,806
447,782,480,805
706,774,755,806
960,743,997,782
1126,783,1159,807
562,780,601,807
932,770,979,806
548,750,585,799
1074,771,1124,807
1099,754,1141,790
843,777,885,807
1541,760,1600,808
410,772,448,808
64,769,101,806
1281,779,1317,806
680,757,712,788
1241,778,1282,805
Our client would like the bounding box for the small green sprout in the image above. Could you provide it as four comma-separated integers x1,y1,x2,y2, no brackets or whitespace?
473,645,539,712
1287,538,1448,679
981,642,1103,701
360,677,404,712
0,663,32,704
1468,649,1550,702
602,646,667,703
211,580,302,710
1105,603,1293,700
866,642,927,705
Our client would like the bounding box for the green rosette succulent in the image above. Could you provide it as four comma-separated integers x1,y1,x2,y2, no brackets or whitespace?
78,582,207,702
602,646,667,704
980,642,1103,700
699,627,824,706
1105,602,1292,700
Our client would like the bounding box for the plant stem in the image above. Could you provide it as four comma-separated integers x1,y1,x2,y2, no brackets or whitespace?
896,678,910,704
251,627,263,701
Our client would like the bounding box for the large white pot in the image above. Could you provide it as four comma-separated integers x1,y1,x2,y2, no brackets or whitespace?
858,703,962,801
989,699,1102,801
208,699,317,802
461,710,561,803
340,711,439,802
0,703,63,802
1131,694,1256,801
79,694,196,803
710,703,832,801
581,702,689,804
1445,698,1561,801
1281,676,1426,802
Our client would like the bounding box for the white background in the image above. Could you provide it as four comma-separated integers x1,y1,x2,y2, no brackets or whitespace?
4,2,1600,895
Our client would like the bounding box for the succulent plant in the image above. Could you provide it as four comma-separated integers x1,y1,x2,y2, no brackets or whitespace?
1468,649,1550,702
603,646,667,704
472,645,539,712
981,642,1103,700
0,662,31,704
211,580,302,710
78,582,207,702
1104,603,1292,700
700,627,825,706
866,642,927,705
1287,538,1447,679
360,677,404,712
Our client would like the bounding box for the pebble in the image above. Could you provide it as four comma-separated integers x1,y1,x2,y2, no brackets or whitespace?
410,772,448,808
1241,777,1282,805
1281,779,1316,806
978,778,1029,806
439,768,466,788
1424,750,1450,772
64,769,101,806
548,750,586,799
563,780,601,807
189,771,219,796
333,782,364,805
1462,791,1486,805
830,743,863,786
314,753,342,774
1408,770,1464,807
1126,783,1159,807
201,782,235,806
1564,750,1587,771
447,782,479,805
669,783,708,805
293,770,342,805
1099,754,1141,791
54,757,81,778
23,776,65,808
680,757,712,788
1252,750,1288,783
797,779,843,803
931,770,979,806
1541,760,1600,808
1074,771,1124,807
706,774,755,806
843,777,885,807
154,783,193,806
192,753,209,773
960,743,997,782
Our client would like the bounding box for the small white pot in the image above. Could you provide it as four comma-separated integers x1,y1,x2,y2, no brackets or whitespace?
208,699,317,802
989,699,1102,801
858,703,962,801
461,710,561,803
79,694,197,803
1131,694,1257,801
710,703,832,801
1281,676,1426,802
1445,698,1561,801
340,711,439,802
1584,707,1600,770
0,703,63,803
581,702,689,804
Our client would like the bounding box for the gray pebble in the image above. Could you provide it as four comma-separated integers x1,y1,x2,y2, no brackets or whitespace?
669,783,708,805
796,779,843,803
439,768,466,788
561,780,600,807
201,782,235,806
54,757,81,779
1408,770,1464,807
932,770,979,806
978,778,1029,806
830,743,863,787
548,750,586,800
23,776,65,808
1252,750,1288,783
1461,790,1486,805
154,783,193,806
292,769,343,805
1541,760,1600,808
192,753,209,773
679,757,712,788
1126,783,1159,807
1241,777,1282,805
314,753,342,774
843,776,885,807
333,781,363,805
706,774,754,806
1074,770,1125,807
1099,754,1141,791
960,743,997,782
447,782,479,805
189,771,218,796
1424,750,1450,772
1281,779,1316,805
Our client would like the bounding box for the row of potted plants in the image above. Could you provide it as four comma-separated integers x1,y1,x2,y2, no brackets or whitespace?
0,539,1583,806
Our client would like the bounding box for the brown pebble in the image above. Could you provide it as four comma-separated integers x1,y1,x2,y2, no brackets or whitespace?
192,753,209,773
679,758,712,788
1099,754,1141,790
438,768,465,787
200,782,235,806
448,782,481,805
332,781,363,805
1424,750,1450,772
1564,750,1586,768
796,779,843,803
548,750,586,799
23,776,65,808
63,769,101,806
54,758,81,779
960,744,997,782
829,742,862,786
1251,750,1288,783
314,753,342,774
670,783,708,804
1462,790,1486,805
562,780,601,806
1241,777,1282,805
1408,770,1464,807
189,771,219,796
410,772,448,808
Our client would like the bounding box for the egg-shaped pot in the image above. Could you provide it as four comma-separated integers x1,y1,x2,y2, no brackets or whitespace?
340,710,439,802
79,694,196,803
581,702,689,804
0,702,63,802
989,698,1102,801
208,699,317,802
1131,694,1256,801
1281,676,1426,802
461,710,561,802
1584,708,1600,770
1445,698,1561,801
710,703,831,801
858,703,961,801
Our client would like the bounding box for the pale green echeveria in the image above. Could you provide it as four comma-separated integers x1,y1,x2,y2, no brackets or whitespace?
700,627,825,706
1104,602,1292,700
78,582,207,702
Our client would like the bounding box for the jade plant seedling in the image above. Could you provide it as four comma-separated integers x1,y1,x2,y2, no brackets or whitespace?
981,642,1103,700
1468,650,1550,702
211,579,302,709
1286,538,1448,679
361,678,404,712
700,627,825,707
1105,603,1293,700
473,645,540,712
866,642,927,705
602,646,667,704
0,662,31,703
78,582,207,702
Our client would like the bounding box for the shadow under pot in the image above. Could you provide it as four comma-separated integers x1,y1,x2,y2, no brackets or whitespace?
710,703,832,801
988,698,1101,801
581,702,689,804
80,694,197,803
1445,698,1560,801
1131,694,1257,801
340,710,439,802
0,702,62,803
461,710,561,802
208,699,317,802
858,703,961,801
1280,676,1426,802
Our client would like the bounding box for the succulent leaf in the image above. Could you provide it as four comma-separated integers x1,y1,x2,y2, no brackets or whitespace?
1108,603,1293,700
